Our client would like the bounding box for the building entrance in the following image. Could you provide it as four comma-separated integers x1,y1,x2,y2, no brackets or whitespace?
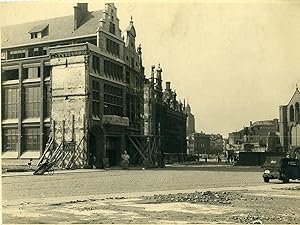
106,137,121,167
88,133,97,168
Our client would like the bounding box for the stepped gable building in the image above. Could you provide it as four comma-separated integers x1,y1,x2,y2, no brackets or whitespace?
1,3,145,168
279,87,300,155
144,65,187,156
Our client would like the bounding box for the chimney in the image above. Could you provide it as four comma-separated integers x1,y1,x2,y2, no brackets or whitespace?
166,82,171,90
74,3,88,30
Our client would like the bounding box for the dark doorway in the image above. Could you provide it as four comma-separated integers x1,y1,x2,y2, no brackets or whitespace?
106,137,121,167
89,133,97,168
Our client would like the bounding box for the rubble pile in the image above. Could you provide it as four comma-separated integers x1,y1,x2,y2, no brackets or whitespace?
231,212,294,224
144,191,232,205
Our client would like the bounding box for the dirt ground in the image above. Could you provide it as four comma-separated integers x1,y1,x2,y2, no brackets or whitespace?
3,183,300,224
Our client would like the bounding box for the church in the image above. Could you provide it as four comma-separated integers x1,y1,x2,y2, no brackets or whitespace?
279,87,300,156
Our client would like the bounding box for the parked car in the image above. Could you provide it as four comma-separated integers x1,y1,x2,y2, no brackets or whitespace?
262,156,300,183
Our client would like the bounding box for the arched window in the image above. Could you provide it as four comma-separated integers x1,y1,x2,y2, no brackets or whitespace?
295,102,300,123
290,105,295,122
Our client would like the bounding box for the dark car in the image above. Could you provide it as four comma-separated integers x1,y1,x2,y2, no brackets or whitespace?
262,156,300,183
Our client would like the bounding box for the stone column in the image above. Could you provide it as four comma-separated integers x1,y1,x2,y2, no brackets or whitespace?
18,63,23,158
40,60,45,155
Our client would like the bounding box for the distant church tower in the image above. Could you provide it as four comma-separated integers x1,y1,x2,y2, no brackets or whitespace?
185,102,195,136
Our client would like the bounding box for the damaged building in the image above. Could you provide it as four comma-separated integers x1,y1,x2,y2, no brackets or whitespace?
1,3,187,168
1,3,144,168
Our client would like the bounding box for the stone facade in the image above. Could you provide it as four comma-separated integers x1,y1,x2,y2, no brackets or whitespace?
228,119,280,152
144,65,187,156
1,3,144,168
279,88,300,156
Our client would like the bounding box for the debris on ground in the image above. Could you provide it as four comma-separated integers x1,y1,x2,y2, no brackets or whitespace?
143,191,232,205
281,186,300,191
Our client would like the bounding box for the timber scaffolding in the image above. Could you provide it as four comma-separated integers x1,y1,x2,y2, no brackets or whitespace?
37,134,87,169
37,116,88,170
126,135,165,168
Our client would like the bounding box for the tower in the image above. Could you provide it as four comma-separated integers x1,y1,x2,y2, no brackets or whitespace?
155,64,163,103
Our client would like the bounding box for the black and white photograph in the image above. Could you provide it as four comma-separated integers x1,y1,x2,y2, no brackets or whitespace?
1,0,300,224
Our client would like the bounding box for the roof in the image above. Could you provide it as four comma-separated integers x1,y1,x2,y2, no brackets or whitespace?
251,120,278,127
125,20,136,37
1,10,101,48
287,87,300,106
28,23,49,33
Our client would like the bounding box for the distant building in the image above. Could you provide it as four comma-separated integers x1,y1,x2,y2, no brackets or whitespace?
279,88,300,155
209,134,223,154
185,103,195,136
185,102,196,155
228,119,280,152
193,132,211,156
144,65,187,156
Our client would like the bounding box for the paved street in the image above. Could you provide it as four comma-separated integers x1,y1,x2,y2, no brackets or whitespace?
2,166,300,224
3,166,263,202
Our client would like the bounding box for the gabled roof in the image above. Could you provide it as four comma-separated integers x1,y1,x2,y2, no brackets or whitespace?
125,20,136,38
1,10,101,48
287,88,300,106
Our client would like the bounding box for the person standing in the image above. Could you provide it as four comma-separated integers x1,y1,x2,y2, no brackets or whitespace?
121,150,130,169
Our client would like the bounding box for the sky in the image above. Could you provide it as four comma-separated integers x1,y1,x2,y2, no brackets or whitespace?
1,0,300,137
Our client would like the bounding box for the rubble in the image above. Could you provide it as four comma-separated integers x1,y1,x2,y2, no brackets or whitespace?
143,191,233,205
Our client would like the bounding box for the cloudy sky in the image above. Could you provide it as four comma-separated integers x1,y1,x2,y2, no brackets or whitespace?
1,0,300,137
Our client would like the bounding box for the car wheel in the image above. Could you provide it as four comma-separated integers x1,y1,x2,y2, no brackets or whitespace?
282,178,289,183
263,177,270,183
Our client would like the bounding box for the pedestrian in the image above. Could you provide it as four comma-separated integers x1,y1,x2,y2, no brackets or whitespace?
204,153,208,163
121,150,130,169
217,154,221,163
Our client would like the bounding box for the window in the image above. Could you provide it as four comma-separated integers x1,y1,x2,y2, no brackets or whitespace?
44,66,51,77
104,84,123,116
131,57,134,68
92,55,100,74
2,88,19,119
296,102,300,123
2,69,19,81
31,33,38,39
109,22,115,34
106,39,119,56
24,67,41,79
28,47,47,57
92,80,100,117
2,128,18,152
104,60,123,81
24,87,40,118
126,71,130,84
8,49,25,59
1,51,7,60
290,105,295,122
44,85,51,118
23,128,40,152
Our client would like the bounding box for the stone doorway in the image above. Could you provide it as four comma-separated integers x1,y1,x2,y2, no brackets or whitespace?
106,136,121,167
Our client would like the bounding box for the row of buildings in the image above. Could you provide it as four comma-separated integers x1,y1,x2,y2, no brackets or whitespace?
185,104,224,157
1,3,187,168
226,88,300,158
185,88,300,159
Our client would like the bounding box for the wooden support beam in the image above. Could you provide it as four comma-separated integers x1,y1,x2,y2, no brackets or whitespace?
128,137,147,161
